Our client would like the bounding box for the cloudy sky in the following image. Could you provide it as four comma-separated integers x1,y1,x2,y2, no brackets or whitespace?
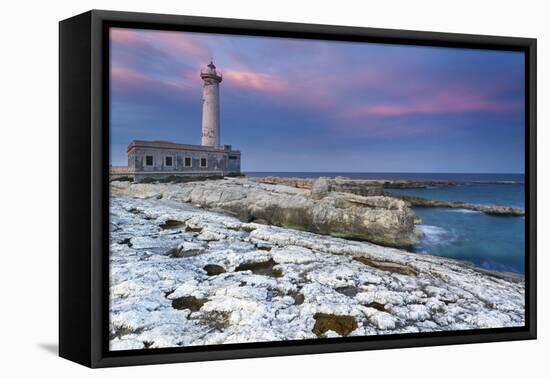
110,28,525,173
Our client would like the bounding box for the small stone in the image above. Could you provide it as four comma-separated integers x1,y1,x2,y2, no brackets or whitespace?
293,292,305,305
204,264,226,276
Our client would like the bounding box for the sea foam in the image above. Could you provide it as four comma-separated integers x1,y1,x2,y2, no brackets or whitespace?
445,208,480,214
419,225,453,246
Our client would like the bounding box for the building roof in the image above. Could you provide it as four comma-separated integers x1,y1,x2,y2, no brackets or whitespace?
127,140,239,154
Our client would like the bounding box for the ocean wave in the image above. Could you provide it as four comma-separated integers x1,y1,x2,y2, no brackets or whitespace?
444,208,480,214
470,181,525,185
419,225,454,246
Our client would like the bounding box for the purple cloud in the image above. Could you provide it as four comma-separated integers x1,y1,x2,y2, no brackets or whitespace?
109,27,525,173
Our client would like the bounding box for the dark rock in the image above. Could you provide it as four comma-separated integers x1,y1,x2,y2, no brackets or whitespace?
204,264,226,276
235,258,283,277
366,302,388,312
118,238,132,247
255,244,272,251
353,256,417,276
335,286,359,297
292,292,305,305
312,313,358,337
171,296,208,311
159,219,185,230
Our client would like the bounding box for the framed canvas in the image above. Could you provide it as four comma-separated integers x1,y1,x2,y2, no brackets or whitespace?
59,10,537,368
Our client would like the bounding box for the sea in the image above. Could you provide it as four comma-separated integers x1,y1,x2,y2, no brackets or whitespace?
246,172,526,274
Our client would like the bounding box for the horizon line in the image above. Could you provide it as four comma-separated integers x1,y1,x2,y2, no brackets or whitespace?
243,171,525,175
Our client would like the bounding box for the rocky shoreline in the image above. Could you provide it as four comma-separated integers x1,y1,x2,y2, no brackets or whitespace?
254,176,524,188
255,176,461,191
255,176,525,216
388,193,525,216
111,178,421,248
111,175,524,254
109,188,525,350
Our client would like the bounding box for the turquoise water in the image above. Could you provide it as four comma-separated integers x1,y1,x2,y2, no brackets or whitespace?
247,172,526,274
410,207,524,273
386,182,525,209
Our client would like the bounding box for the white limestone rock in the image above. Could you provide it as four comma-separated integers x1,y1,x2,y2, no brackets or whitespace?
108,190,525,351
272,246,317,264
111,178,420,248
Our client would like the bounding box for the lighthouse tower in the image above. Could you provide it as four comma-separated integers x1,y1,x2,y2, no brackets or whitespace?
118,59,241,181
200,61,223,147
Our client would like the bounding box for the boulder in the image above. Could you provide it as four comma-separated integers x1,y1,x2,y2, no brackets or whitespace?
111,179,420,248
311,177,331,199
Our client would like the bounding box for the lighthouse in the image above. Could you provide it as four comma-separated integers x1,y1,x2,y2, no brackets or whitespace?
116,59,241,182
200,61,223,147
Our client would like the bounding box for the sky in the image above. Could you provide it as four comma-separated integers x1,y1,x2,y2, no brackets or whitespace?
110,28,525,173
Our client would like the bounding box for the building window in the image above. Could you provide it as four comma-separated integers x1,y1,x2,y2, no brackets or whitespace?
200,158,207,168
145,155,153,166
184,157,192,167
165,156,173,167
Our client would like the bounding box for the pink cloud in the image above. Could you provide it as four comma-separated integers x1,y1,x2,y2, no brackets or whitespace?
335,122,438,139
111,67,194,98
111,28,210,64
111,67,150,87
110,28,140,46
110,29,375,114
148,31,210,63
110,28,522,137
224,70,289,94
348,89,520,119
331,84,521,140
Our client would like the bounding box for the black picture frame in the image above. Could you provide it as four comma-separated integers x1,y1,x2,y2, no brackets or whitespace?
59,9,537,368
